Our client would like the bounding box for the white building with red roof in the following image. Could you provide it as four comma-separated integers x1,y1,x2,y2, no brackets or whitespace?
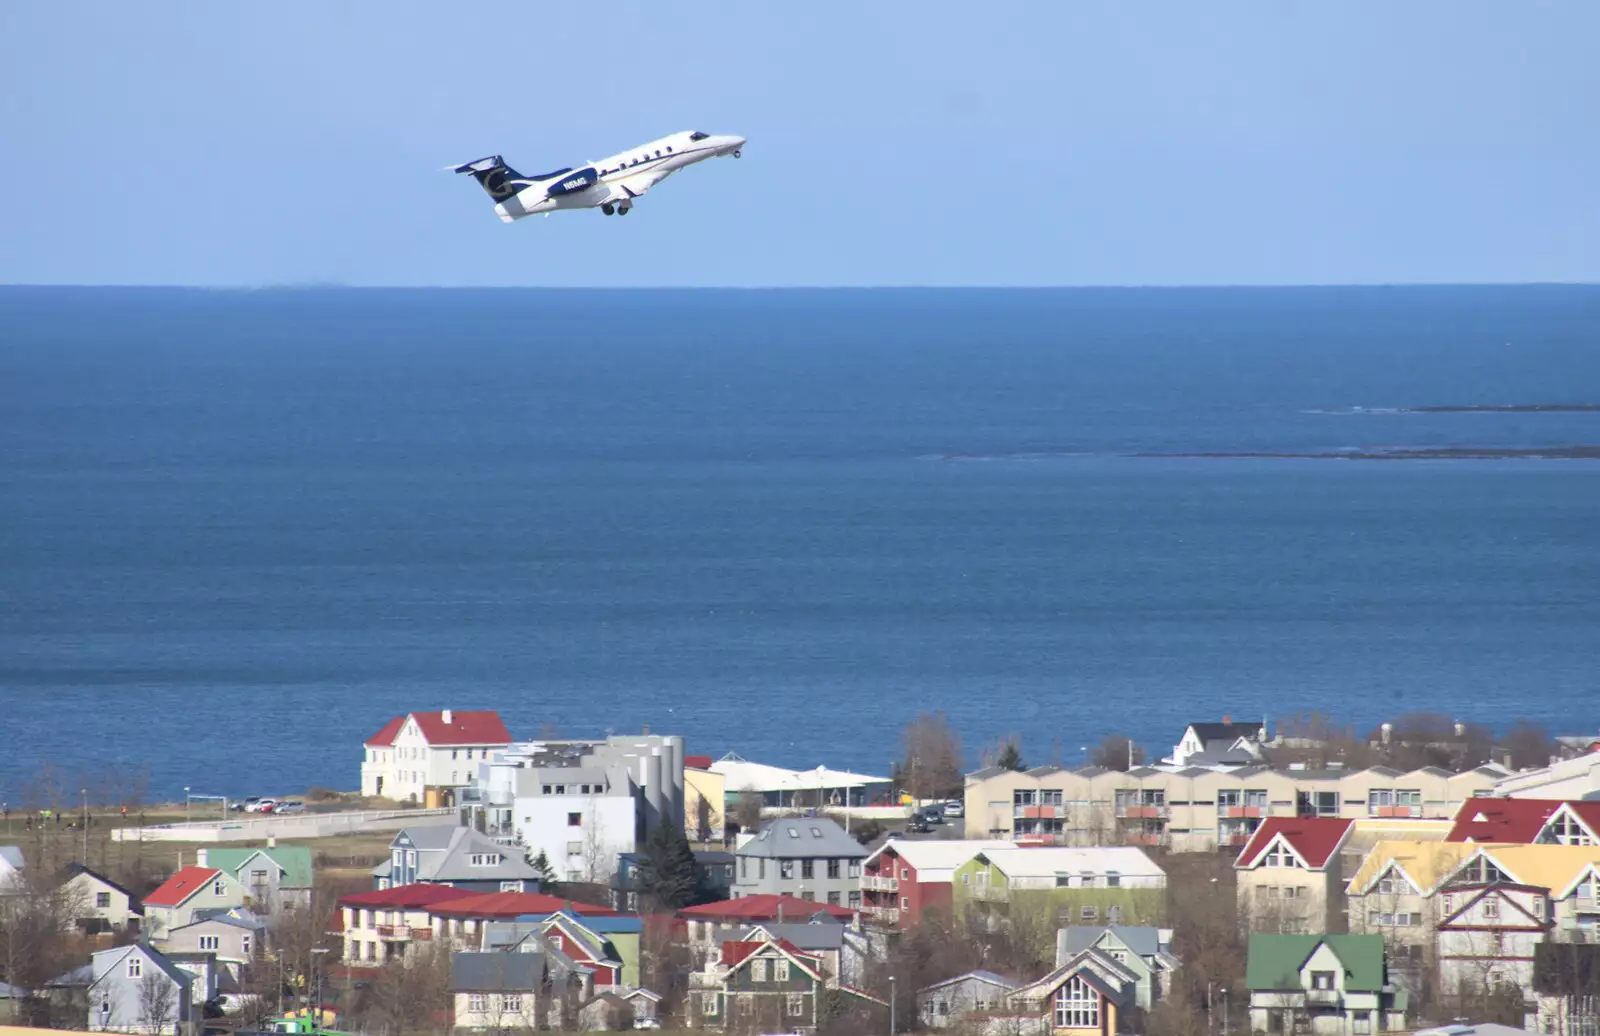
143,865,247,938
360,708,513,805
1235,817,1356,934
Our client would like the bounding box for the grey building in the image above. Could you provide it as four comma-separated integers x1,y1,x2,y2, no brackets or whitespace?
733,817,867,906
451,948,591,1031
80,943,197,1035
1056,925,1179,1010
164,910,267,976
374,826,543,892
918,970,1021,1029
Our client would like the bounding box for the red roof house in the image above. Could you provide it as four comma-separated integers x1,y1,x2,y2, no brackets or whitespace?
144,866,225,908
1447,799,1600,845
143,866,246,933
360,709,513,802
363,710,512,747
339,883,482,911
1235,817,1355,870
427,890,618,919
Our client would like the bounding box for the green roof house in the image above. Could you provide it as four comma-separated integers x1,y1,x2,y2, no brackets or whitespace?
1246,934,1408,1035
196,846,314,913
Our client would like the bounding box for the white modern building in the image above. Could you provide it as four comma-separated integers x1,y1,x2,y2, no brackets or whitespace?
710,753,892,810
360,709,514,805
464,734,685,885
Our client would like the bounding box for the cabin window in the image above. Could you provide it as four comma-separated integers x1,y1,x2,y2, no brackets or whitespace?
690,132,710,141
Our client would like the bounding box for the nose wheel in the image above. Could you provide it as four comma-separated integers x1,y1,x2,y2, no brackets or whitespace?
733,150,742,158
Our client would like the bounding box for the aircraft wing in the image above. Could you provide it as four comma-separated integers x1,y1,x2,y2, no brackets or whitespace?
614,167,673,198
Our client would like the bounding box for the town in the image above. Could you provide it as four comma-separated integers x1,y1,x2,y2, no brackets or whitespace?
5,710,1600,1036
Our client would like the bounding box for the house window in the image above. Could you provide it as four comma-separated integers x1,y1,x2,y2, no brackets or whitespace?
848,861,861,878
503,994,522,1013
740,858,748,878
780,861,795,879
848,891,860,908
1107,905,1122,924
1041,789,1064,807
549,936,563,950
470,854,500,867
702,993,719,1016
901,896,909,909
827,860,841,878
1285,886,1302,899
787,994,805,1018
567,841,583,855
567,813,581,827
213,880,226,896
1106,871,1121,888
96,892,111,908
468,994,489,1013
1484,897,1500,919
1353,1011,1372,1035
776,960,791,981
1080,905,1097,923
501,881,524,893
801,860,814,879
1054,976,1099,1028
751,959,768,982
128,957,142,978
242,935,252,955
828,892,840,906
1310,971,1335,990
199,936,220,950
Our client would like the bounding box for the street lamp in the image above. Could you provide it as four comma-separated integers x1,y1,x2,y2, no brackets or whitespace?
311,947,331,1025
184,786,191,824
80,788,88,864
888,975,896,1036
1220,987,1229,1035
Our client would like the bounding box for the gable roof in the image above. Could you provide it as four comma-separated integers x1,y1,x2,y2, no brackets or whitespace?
719,939,824,980
365,710,512,747
1187,721,1264,744
736,921,847,952
1436,883,1553,930
385,826,542,882
738,817,867,859
430,891,615,919
199,846,315,889
1447,799,1566,843
678,894,857,923
340,883,482,910
1236,817,1354,870
1537,802,1600,844
1057,925,1168,963
91,944,193,991
1012,949,1139,1003
143,867,225,908
1348,841,1483,896
60,863,143,914
968,846,1165,880
862,839,1018,878
684,755,714,770
1350,841,1600,898
919,970,1020,995
1245,934,1386,992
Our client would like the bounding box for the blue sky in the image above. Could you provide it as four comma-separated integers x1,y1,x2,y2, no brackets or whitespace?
2,2,1596,287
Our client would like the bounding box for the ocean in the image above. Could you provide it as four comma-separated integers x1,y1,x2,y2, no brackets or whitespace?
1,285,1597,802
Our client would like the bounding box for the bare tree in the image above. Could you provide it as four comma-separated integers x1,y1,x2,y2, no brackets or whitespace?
1268,712,1376,769
896,712,964,801
138,972,179,1035
1090,735,1146,772
1504,718,1558,770
695,794,717,845
582,802,614,886
0,859,92,1026
731,786,764,835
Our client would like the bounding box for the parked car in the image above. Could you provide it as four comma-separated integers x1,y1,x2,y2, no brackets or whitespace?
919,806,945,825
633,1019,661,1031
906,818,932,834
272,801,306,815
943,800,964,818
230,797,261,812
246,798,278,813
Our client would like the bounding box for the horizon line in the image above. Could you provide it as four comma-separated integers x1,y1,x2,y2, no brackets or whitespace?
3,280,1600,292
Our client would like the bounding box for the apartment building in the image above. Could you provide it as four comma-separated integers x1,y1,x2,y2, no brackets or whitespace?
859,839,1015,928
951,847,1166,928
965,761,1505,853
361,709,513,806
337,883,481,966
733,817,867,906
463,734,685,884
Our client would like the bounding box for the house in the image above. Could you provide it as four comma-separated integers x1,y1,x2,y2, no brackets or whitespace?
1,845,24,888
537,912,630,988
1435,882,1550,1006
710,752,893,812
685,756,727,843
429,891,617,949
1494,753,1600,801
1056,926,1178,1011
732,816,867,905
1004,947,1144,1036
60,864,144,934
619,988,662,1023
690,938,829,1031
1168,717,1269,768
450,948,592,1032
82,943,196,1035
195,845,314,913
373,825,542,892
952,847,1167,929
733,919,874,989
1245,934,1408,1035
337,883,481,966
611,849,735,911
361,708,513,806
860,838,1016,928
163,909,266,976
577,991,634,1031
1446,799,1600,848
1236,818,1355,935
963,761,1504,853
678,894,859,965
1531,940,1600,1035
161,952,220,1010
462,734,686,885
918,971,1021,1029
142,867,246,939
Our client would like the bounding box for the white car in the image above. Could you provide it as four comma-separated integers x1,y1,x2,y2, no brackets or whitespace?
245,798,277,813
943,800,964,818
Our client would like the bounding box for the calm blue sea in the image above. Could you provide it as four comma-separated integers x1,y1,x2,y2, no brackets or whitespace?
2,286,1597,802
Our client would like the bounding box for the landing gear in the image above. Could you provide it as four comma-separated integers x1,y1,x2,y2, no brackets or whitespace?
617,204,631,215
602,203,615,216
733,150,742,158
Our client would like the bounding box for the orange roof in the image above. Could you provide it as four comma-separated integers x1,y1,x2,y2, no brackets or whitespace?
144,867,223,908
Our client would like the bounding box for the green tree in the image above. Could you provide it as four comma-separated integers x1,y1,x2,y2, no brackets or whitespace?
527,848,557,889
635,823,699,910
996,737,1025,772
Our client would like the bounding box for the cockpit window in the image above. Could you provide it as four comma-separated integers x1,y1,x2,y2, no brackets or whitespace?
689,131,710,141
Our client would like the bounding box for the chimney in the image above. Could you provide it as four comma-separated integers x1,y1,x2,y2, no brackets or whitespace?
1381,723,1393,745
1223,715,1231,725
442,709,454,725
1454,722,1466,738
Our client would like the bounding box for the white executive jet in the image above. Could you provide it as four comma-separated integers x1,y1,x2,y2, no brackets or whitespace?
453,130,745,221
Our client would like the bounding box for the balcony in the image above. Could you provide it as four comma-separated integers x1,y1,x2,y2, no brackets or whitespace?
1124,832,1163,847
1116,805,1167,819
863,906,901,925
1223,806,1264,819
1370,805,1422,818
1013,833,1067,847
1305,989,1341,1006
861,875,899,893
376,925,431,941
1013,805,1066,819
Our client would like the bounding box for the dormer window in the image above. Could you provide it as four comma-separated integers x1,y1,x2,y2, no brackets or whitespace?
213,880,226,896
